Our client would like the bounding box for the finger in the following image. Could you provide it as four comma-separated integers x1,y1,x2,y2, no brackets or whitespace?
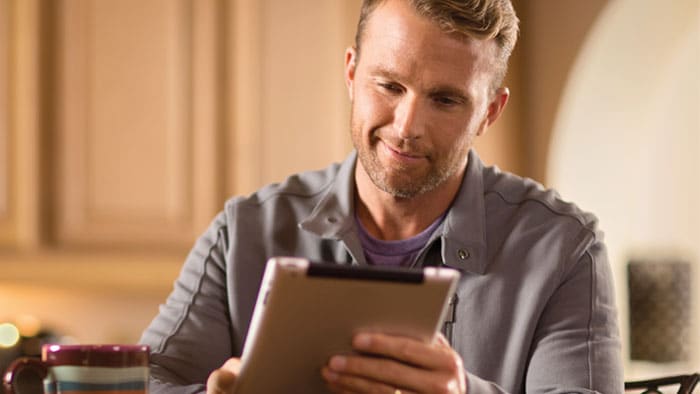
352,332,457,371
322,365,415,394
206,358,242,394
435,332,451,348
325,354,445,393
221,358,242,374
328,382,418,394
206,370,236,394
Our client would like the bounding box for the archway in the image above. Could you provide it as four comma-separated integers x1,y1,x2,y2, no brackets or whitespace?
548,0,699,378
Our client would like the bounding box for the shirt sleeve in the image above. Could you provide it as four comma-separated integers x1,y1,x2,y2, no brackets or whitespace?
523,236,623,393
139,212,233,393
463,236,623,394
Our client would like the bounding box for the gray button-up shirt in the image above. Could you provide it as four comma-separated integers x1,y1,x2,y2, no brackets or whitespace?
140,150,623,393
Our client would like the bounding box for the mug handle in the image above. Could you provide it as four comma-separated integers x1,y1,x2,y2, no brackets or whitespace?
3,357,49,394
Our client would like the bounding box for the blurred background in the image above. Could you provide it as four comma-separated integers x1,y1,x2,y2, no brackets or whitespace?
0,0,697,384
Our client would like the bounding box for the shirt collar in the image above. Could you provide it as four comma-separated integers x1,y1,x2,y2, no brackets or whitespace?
438,149,488,274
298,151,359,240
299,149,488,274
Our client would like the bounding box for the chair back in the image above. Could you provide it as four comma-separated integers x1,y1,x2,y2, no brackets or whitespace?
625,374,699,394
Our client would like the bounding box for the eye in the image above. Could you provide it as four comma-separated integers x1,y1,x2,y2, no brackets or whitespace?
434,96,458,105
378,82,403,94
432,95,464,108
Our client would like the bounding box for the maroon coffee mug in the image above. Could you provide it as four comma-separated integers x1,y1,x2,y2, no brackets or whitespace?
3,344,149,394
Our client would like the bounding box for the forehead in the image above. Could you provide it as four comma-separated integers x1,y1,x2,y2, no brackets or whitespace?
359,0,497,91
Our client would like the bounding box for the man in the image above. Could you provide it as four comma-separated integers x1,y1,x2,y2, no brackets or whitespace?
141,0,623,393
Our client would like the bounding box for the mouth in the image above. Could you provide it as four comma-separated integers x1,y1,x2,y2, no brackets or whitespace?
380,141,426,162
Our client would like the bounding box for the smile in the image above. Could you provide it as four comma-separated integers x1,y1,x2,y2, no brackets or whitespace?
381,141,426,163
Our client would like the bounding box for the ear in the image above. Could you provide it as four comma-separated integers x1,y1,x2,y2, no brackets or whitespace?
476,87,510,136
344,46,358,101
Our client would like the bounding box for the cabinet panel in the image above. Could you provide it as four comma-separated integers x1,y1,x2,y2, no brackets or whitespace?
56,0,222,247
259,0,349,182
227,0,360,196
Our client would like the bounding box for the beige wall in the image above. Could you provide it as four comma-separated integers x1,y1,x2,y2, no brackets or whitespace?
516,0,607,184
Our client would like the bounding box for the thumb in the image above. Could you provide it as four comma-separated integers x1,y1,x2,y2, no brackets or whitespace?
206,358,242,394
435,332,451,347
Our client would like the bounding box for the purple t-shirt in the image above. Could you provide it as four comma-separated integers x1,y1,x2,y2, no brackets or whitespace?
355,212,445,267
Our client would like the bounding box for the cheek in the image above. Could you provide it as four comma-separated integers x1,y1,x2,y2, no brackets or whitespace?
354,87,394,127
430,117,479,157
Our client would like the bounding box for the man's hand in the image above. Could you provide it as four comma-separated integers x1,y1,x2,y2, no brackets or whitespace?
321,332,467,394
206,358,242,394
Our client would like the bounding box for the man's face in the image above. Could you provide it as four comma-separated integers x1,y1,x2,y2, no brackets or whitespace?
346,0,505,199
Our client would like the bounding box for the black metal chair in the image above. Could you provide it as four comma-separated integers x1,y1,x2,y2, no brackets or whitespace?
625,373,699,394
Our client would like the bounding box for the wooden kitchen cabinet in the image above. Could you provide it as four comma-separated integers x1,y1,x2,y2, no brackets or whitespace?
1,0,359,250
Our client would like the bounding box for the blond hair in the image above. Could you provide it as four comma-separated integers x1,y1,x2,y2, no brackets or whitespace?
355,0,519,87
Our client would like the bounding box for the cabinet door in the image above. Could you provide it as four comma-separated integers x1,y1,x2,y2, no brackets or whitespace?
54,0,224,247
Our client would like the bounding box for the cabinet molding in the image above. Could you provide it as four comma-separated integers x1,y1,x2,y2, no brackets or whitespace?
1,0,43,248
0,0,9,229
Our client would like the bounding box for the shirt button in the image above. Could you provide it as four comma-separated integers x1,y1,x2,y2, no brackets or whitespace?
457,249,470,260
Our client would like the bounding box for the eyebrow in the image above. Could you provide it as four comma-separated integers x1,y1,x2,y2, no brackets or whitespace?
427,86,469,102
368,65,402,81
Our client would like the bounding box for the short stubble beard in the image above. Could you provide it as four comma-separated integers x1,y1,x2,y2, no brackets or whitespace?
350,110,467,200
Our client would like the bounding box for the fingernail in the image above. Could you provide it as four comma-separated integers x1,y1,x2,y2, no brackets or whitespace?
354,333,371,348
329,355,347,370
322,367,339,382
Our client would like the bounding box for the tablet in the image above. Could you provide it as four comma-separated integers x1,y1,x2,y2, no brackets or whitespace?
232,257,460,394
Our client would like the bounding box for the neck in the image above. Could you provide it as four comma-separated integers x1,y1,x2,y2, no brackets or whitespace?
354,163,465,241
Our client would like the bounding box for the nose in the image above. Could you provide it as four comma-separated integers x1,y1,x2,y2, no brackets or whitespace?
393,94,425,140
